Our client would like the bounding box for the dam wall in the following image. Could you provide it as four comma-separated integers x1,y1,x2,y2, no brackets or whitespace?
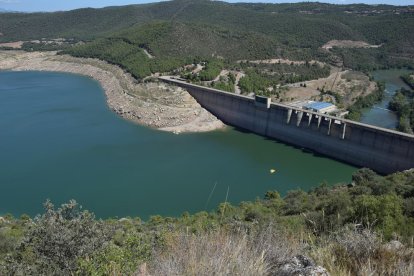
160,77,414,174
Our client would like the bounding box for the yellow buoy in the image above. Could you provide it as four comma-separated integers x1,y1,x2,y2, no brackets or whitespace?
270,169,276,174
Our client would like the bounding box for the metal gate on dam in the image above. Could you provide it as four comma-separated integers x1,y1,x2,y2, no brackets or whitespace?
159,76,414,174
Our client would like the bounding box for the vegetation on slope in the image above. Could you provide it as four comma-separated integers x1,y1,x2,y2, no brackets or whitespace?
237,62,330,95
346,81,385,121
331,47,414,72
64,36,192,79
1,168,414,275
402,74,414,89
62,20,282,79
389,87,414,133
0,2,183,42
1,0,413,79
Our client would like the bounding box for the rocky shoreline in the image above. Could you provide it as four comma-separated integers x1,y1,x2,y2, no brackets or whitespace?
0,51,225,133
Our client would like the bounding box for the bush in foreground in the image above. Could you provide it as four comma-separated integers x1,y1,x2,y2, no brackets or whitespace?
1,168,414,275
3,200,111,275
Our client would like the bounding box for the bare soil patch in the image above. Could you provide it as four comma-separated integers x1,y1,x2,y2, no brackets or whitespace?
238,58,324,66
234,71,245,94
282,87,320,102
142,49,154,59
322,40,382,50
0,41,23,49
283,69,376,107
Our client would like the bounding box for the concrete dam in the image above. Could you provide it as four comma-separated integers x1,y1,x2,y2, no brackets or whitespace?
159,76,414,174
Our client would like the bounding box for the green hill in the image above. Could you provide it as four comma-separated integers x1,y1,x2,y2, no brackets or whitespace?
1,0,413,78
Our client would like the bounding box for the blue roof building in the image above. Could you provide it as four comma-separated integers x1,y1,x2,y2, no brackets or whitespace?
304,102,336,113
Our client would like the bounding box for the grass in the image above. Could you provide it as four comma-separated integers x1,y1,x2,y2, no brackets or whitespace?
310,228,414,276
150,225,414,275
151,225,301,275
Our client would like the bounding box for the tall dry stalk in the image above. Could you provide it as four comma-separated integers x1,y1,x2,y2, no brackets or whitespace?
151,226,301,276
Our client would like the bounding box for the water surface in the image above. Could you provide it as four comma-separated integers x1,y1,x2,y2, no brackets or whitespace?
0,71,356,218
361,69,412,129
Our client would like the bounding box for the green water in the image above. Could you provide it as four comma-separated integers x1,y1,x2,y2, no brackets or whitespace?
361,69,413,129
0,71,356,219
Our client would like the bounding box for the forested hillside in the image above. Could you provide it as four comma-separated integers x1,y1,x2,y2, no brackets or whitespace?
1,0,413,79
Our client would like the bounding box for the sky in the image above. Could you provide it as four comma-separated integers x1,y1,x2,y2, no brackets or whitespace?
0,0,412,12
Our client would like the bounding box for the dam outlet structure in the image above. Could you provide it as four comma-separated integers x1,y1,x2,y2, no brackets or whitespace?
159,76,414,174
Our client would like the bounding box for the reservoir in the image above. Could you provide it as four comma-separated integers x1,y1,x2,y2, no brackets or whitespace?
361,69,412,129
0,71,356,218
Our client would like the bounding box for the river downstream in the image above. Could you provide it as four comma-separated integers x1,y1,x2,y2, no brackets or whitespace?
0,71,356,218
361,69,413,129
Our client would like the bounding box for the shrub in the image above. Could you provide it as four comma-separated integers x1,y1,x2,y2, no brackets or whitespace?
4,200,111,274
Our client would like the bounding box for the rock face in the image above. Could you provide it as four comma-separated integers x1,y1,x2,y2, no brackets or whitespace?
277,255,330,276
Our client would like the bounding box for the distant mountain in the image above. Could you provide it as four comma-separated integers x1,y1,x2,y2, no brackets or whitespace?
0,0,413,77
0,8,18,13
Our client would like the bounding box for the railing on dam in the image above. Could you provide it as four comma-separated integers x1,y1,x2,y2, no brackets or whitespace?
159,76,414,174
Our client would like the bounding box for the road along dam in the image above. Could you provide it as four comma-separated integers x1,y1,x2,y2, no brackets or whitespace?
159,76,414,174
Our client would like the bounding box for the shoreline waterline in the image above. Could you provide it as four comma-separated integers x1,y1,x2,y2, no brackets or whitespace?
0,50,225,133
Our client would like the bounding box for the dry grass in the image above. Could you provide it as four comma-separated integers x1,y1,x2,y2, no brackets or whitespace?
310,228,414,276
150,226,302,276
148,226,414,276
284,69,376,106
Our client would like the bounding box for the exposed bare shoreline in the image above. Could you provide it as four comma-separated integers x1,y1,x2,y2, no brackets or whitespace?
0,50,225,134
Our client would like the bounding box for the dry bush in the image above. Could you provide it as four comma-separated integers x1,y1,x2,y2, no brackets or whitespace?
150,226,302,276
335,228,380,263
310,228,414,276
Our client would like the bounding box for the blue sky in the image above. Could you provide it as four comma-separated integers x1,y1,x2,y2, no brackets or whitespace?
0,0,412,12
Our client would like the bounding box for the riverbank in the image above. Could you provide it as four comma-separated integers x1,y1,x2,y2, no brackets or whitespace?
0,50,225,133
360,69,413,129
